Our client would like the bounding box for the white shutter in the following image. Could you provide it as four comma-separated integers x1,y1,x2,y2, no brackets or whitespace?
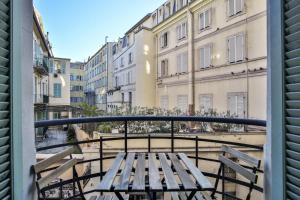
160,96,169,110
237,95,245,118
199,13,204,30
176,25,181,40
182,52,188,72
200,95,212,112
228,95,237,116
199,48,205,68
177,95,188,113
177,54,181,73
228,36,236,63
204,10,210,28
228,0,235,16
158,61,162,78
236,34,244,61
182,22,187,37
236,0,243,13
204,45,210,67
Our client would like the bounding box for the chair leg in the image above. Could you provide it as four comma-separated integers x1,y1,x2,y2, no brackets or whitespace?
211,163,223,198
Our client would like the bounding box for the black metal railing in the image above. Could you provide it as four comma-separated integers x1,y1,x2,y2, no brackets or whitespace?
35,116,266,200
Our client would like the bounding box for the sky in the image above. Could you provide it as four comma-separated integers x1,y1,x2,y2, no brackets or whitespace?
34,0,166,62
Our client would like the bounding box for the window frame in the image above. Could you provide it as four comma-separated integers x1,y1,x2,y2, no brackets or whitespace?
227,32,245,63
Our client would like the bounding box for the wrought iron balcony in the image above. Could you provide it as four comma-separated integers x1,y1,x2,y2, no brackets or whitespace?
34,116,266,200
33,57,49,75
34,94,49,104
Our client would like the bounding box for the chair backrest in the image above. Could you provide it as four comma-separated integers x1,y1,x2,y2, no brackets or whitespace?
219,145,261,183
33,147,80,197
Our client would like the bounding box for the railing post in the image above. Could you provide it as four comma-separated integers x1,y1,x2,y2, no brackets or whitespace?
148,134,151,153
100,137,103,182
195,136,198,168
125,121,128,153
60,178,63,199
171,120,174,153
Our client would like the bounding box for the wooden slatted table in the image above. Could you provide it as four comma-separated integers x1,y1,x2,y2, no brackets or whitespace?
96,152,213,200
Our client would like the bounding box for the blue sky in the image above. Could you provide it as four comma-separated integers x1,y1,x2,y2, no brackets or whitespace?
34,0,166,62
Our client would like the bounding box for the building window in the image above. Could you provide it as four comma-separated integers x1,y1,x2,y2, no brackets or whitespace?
53,112,61,119
70,74,74,81
121,93,124,103
199,94,213,113
160,96,169,110
227,93,246,118
177,0,185,10
53,83,62,98
199,9,212,30
176,21,187,41
152,13,157,25
177,95,188,113
112,44,117,55
160,59,168,77
160,32,168,48
228,0,244,17
165,3,171,18
177,52,188,73
128,52,133,64
199,44,212,69
228,33,245,63
120,57,124,67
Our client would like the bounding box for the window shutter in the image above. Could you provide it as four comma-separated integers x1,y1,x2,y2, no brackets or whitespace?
204,45,211,68
284,1,300,199
177,95,188,113
0,0,10,198
237,95,245,118
205,10,210,28
160,96,169,110
199,13,204,30
228,0,234,17
183,52,188,72
177,54,181,73
236,0,243,13
199,48,205,68
228,37,235,63
176,25,181,40
236,34,244,61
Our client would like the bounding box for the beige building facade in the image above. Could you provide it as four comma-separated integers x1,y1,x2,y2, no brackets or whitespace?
70,62,85,108
152,0,267,119
107,15,157,112
84,42,115,111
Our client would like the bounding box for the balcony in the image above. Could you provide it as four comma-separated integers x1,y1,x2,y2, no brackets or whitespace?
34,116,266,200
34,94,49,104
33,57,49,76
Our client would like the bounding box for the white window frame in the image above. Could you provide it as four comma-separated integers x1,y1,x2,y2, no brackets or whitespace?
160,96,169,110
199,9,212,31
199,94,213,113
177,52,188,73
199,43,212,69
160,32,168,49
227,0,244,17
161,59,168,77
227,33,245,63
227,92,247,118
176,21,187,41
177,95,188,113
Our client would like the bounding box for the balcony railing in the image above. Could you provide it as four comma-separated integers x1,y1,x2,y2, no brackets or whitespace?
35,116,266,200
34,94,49,104
33,57,49,75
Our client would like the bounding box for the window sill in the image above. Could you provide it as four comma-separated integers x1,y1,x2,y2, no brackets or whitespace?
227,11,246,22
199,26,212,34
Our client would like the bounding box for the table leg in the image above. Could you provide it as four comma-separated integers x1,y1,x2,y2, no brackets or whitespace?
186,191,196,200
115,192,124,200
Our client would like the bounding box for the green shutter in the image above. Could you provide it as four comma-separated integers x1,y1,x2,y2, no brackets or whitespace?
0,0,10,199
285,0,300,199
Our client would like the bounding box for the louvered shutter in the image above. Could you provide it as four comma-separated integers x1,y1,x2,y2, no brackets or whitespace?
199,48,205,68
182,52,188,72
236,34,244,61
0,0,10,199
228,37,235,63
199,13,204,30
284,0,300,199
177,54,181,73
177,95,188,113
228,0,234,17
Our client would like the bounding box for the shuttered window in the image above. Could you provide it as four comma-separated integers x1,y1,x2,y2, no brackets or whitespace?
227,93,246,118
176,21,187,41
284,1,300,198
228,33,245,63
53,83,62,98
177,52,188,73
177,95,188,113
228,0,244,17
0,0,11,198
199,94,213,113
199,44,212,69
160,96,169,110
199,9,211,30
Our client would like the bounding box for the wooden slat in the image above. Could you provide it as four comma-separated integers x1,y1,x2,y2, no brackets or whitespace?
38,159,77,189
158,153,179,190
148,153,163,190
168,153,196,190
219,155,257,183
171,192,180,200
178,153,212,190
179,192,187,200
221,145,260,167
132,153,145,190
33,147,74,173
98,153,125,191
116,153,135,190
104,194,113,200
89,196,97,200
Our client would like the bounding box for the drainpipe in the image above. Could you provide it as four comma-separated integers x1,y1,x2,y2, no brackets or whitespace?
105,36,109,113
187,7,195,116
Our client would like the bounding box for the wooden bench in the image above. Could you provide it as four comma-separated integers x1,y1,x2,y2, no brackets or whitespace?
89,193,129,200
211,145,261,200
33,147,85,200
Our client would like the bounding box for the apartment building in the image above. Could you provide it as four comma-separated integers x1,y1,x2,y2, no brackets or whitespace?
33,9,52,135
84,42,115,111
107,15,156,112
48,57,72,119
152,0,267,119
70,62,85,108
